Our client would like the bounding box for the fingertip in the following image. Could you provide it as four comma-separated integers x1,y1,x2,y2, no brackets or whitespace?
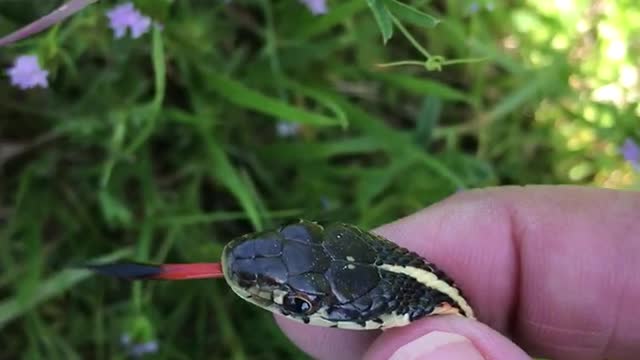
371,189,519,331
363,316,530,360
274,314,377,360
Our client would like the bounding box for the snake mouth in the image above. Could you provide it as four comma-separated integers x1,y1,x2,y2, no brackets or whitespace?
220,241,234,286
220,232,289,301
221,246,275,309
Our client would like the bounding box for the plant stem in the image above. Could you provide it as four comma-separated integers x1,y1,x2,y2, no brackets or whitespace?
391,13,431,59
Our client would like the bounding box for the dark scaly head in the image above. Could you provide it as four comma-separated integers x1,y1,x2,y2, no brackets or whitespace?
221,220,474,329
221,220,332,325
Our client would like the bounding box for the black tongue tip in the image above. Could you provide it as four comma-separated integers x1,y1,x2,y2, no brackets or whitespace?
85,262,162,280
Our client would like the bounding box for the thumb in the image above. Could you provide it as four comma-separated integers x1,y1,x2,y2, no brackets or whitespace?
363,316,530,360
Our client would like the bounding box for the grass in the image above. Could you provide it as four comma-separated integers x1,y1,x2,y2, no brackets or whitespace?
1,0,639,358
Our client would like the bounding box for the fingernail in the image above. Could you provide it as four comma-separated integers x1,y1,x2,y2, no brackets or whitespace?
388,331,485,360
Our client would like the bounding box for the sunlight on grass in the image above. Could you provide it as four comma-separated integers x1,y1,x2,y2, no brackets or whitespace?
519,0,640,189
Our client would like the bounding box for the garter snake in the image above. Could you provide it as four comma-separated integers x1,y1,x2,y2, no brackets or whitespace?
90,219,474,330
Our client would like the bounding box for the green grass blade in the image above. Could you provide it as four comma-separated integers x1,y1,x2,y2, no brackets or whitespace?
125,26,167,154
201,132,264,231
384,0,440,29
204,71,344,127
0,247,133,330
371,71,474,104
415,96,442,145
367,0,394,43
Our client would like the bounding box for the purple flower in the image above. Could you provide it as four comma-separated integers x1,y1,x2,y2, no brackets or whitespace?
300,0,328,15
276,121,301,137
621,138,640,169
6,55,48,89
128,340,158,358
106,3,152,39
119,333,158,358
120,333,132,346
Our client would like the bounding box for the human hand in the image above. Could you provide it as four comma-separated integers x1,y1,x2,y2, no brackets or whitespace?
276,186,640,360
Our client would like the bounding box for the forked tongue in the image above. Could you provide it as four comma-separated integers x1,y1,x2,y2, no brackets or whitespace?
87,262,224,280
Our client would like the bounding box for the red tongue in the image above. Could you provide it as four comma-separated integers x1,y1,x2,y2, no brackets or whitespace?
157,263,224,280
88,262,224,280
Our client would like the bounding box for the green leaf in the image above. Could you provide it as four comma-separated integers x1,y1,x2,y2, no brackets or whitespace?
370,71,474,104
282,79,349,128
150,26,167,109
200,131,265,231
204,71,344,127
125,26,166,154
367,0,393,43
98,190,133,228
383,0,440,28
261,136,383,163
415,96,442,145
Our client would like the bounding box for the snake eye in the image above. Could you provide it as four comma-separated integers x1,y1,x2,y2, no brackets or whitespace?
282,294,313,314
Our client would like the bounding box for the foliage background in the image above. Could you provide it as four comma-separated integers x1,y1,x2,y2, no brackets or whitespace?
1,0,638,359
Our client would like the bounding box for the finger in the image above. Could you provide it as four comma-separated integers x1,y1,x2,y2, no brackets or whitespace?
274,314,377,360
380,186,640,360
363,315,530,360
276,186,640,360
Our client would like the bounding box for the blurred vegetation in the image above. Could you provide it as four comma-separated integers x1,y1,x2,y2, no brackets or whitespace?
0,0,638,359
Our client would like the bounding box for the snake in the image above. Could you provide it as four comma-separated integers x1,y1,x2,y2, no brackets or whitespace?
89,219,474,330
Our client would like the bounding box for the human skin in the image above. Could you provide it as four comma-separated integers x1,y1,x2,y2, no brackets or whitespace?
275,186,640,360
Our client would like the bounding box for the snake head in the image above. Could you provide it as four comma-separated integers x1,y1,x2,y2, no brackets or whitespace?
221,220,474,329
221,221,330,323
